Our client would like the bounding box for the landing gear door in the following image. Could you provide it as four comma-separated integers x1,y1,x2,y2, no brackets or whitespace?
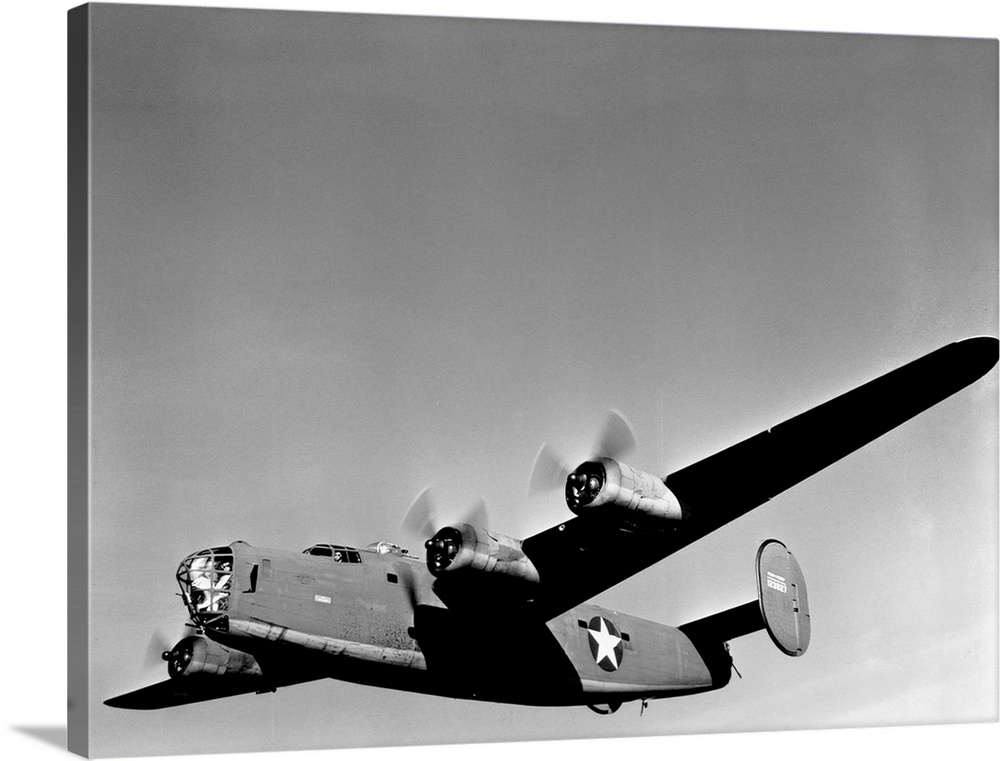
756,539,810,656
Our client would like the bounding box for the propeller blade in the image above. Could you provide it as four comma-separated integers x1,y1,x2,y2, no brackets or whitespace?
528,410,637,495
460,498,489,531
397,564,420,613
593,409,636,461
528,443,570,495
144,629,175,669
402,486,437,539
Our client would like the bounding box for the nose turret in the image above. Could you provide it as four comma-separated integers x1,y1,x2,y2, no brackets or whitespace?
175,546,234,631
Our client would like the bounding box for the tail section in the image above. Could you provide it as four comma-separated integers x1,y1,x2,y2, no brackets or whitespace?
680,539,810,656
756,538,810,655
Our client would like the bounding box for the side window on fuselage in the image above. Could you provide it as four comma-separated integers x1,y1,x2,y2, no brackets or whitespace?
244,564,259,593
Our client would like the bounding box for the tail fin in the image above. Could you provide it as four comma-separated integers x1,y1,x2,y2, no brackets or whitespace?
680,539,810,657
756,539,810,655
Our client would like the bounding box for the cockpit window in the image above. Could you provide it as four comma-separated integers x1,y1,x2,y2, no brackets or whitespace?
302,544,361,563
176,547,234,631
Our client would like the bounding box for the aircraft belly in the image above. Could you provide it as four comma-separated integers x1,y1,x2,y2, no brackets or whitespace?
228,618,424,669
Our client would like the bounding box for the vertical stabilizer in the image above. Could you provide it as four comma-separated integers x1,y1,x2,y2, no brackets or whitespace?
757,539,810,656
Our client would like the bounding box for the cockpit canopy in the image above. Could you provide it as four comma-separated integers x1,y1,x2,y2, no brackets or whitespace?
302,544,362,563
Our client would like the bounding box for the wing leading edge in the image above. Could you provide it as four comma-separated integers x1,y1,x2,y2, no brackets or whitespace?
104,675,273,710
522,337,999,618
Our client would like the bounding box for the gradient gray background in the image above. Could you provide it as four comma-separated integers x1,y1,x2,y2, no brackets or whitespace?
86,4,997,757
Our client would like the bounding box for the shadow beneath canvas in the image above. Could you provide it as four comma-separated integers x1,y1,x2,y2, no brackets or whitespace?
12,725,66,750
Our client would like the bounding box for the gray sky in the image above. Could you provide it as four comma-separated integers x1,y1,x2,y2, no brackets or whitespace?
87,5,997,757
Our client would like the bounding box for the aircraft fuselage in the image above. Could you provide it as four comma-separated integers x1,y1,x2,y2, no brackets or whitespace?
183,540,730,708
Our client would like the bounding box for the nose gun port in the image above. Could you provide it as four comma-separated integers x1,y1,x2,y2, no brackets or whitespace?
176,546,234,632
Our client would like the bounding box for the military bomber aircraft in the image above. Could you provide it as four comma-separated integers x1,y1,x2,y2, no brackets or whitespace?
106,337,999,715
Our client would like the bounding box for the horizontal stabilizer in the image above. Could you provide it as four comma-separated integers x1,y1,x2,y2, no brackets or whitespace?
678,600,764,644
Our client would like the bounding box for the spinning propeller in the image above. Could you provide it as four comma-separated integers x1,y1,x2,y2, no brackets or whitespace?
396,562,420,614
527,409,637,496
400,486,437,540
401,486,489,574
143,627,192,675
398,487,489,619
401,486,489,541
144,629,175,669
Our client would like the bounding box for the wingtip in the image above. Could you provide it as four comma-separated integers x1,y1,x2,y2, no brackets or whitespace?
954,335,999,377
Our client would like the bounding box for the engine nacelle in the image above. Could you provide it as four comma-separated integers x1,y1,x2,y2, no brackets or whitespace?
164,635,262,679
566,457,684,523
424,523,540,584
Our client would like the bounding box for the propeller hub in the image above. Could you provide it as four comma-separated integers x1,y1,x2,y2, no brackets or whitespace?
166,639,196,678
425,526,462,573
566,461,606,508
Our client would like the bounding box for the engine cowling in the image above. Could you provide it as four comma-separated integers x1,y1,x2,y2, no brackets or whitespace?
566,457,684,523
164,635,262,679
424,523,540,584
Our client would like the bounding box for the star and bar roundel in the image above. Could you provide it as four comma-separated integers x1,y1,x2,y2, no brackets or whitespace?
587,616,624,671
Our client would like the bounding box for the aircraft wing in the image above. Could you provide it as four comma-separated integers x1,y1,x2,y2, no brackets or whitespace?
521,337,998,619
104,671,325,710
104,675,276,710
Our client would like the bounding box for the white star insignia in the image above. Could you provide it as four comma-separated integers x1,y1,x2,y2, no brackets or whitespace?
588,617,623,671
